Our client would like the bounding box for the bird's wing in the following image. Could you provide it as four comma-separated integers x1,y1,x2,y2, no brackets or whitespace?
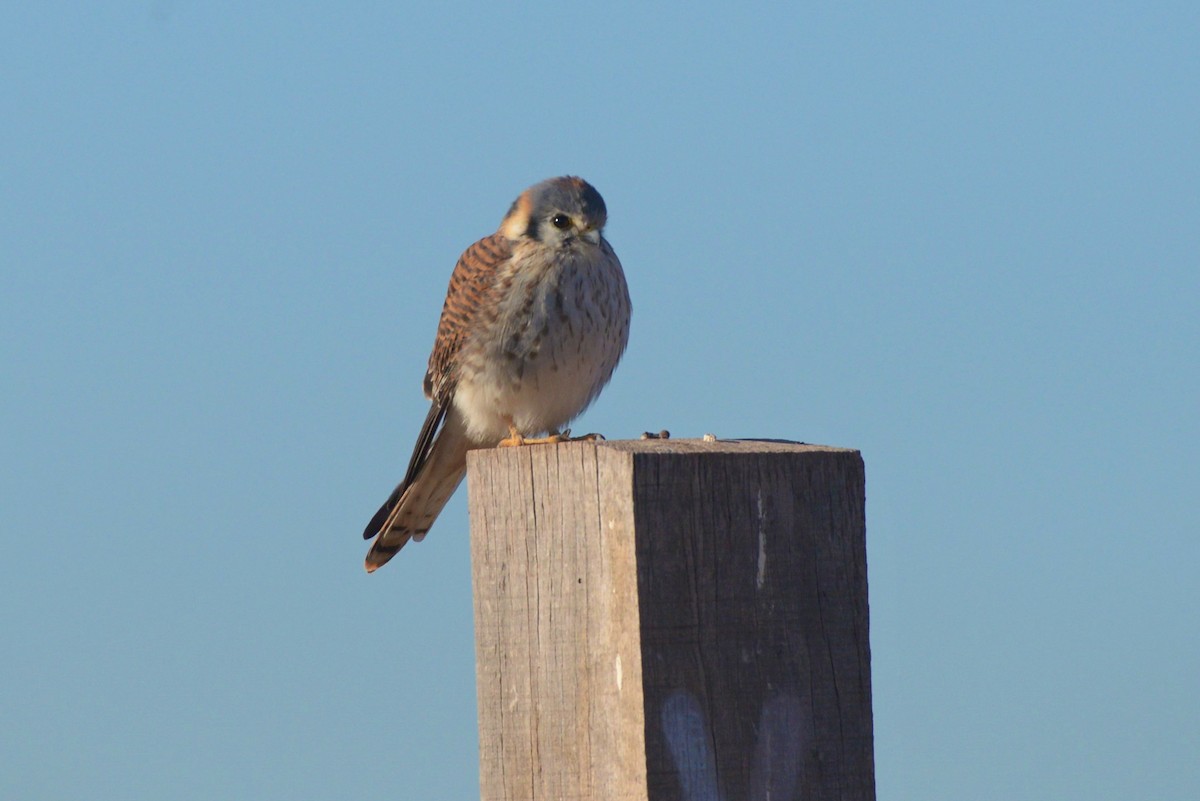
423,232,513,400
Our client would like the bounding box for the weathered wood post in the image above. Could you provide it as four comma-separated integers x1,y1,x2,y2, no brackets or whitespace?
467,439,873,801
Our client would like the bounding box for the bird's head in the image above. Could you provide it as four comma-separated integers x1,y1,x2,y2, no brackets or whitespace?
500,176,607,247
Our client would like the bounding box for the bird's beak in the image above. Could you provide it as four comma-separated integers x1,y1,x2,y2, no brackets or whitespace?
581,228,601,245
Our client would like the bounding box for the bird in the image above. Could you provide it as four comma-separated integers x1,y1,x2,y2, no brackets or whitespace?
362,176,632,573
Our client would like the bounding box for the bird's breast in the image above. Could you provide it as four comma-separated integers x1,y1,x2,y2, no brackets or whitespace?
452,242,631,442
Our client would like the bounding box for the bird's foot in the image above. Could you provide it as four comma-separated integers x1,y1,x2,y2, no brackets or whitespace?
496,428,606,447
497,421,525,447
497,431,526,448
497,423,567,447
518,433,569,445
559,429,605,442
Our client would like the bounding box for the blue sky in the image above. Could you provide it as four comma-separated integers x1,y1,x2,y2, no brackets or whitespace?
2,3,1197,799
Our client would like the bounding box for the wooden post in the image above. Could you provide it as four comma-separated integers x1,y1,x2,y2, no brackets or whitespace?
467,439,874,801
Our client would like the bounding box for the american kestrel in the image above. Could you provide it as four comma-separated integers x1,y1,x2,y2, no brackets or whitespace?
362,176,632,573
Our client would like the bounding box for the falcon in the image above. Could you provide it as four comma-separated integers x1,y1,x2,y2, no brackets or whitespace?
362,176,632,572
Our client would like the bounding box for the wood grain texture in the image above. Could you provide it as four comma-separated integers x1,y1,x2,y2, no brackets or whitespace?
467,439,873,801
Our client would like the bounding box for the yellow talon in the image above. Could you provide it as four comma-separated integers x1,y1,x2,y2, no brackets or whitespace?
495,426,605,447
497,423,526,448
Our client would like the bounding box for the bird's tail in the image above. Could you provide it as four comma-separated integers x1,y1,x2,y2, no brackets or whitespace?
363,407,471,573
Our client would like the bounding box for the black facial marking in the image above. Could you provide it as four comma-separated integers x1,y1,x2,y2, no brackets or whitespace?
524,216,540,241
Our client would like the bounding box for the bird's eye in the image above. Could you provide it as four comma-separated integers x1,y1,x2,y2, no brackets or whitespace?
551,214,571,229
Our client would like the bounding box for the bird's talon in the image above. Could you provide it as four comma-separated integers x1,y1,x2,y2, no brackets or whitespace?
498,422,526,447
498,428,607,446
517,432,565,445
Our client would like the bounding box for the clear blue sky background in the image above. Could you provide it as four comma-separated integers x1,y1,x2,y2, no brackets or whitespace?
2,3,1197,799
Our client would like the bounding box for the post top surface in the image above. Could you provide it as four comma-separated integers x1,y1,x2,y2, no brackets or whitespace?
601,438,857,455
466,438,859,463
